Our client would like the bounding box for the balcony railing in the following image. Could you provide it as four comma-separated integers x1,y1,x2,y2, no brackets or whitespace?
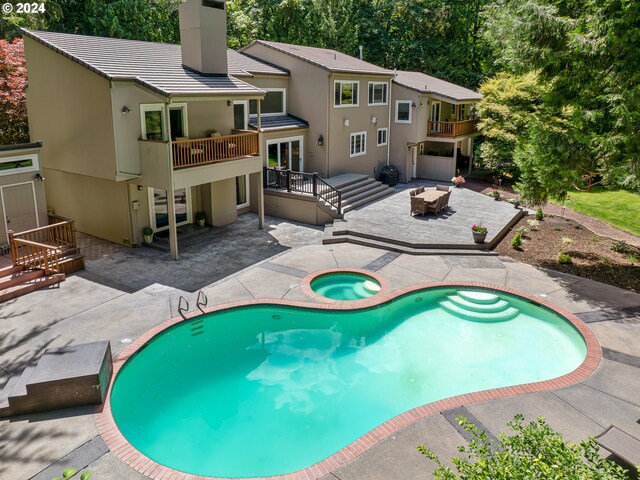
264,168,342,214
172,132,259,169
427,119,478,138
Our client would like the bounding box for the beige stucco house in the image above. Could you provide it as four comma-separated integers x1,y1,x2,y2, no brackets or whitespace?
390,71,482,183
22,0,274,260
0,142,48,245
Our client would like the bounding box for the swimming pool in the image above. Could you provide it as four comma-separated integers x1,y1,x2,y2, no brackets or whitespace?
108,286,591,478
310,271,381,300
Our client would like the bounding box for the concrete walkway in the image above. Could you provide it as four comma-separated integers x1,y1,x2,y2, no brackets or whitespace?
1,224,639,479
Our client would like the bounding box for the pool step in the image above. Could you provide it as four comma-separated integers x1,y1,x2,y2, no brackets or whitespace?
447,295,510,313
457,290,500,304
439,299,519,322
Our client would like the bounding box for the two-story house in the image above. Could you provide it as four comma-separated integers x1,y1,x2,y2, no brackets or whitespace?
390,71,482,183
23,0,275,260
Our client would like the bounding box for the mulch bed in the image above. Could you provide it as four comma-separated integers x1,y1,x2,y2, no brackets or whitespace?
495,214,640,293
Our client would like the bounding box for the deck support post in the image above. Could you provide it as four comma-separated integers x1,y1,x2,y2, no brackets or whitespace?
256,170,265,229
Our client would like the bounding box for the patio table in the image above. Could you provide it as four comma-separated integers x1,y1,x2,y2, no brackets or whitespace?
416,190,447,205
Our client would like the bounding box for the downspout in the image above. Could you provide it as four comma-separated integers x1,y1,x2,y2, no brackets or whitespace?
386,77,393,165
326,72,332,177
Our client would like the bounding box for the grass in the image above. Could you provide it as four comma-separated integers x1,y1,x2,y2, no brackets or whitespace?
554,187,640,236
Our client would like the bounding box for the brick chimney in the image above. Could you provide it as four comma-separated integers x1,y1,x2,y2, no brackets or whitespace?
179,0,228,75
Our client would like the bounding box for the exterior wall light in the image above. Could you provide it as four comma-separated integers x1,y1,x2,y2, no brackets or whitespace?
318,134,324,147
343,119,350,127
121,106,131,114
34,173,45,182
371,116,377,124
411,101,417,108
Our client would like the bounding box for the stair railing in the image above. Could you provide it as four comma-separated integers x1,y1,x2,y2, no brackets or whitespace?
8,233,60,275
196,291,208,312
264,167,342,214
178,296,189,318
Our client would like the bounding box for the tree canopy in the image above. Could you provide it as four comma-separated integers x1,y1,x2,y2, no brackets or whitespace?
0,39,29,145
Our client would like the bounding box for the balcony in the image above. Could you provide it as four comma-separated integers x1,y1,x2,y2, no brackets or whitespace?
427,119,479,138
171,132,259,169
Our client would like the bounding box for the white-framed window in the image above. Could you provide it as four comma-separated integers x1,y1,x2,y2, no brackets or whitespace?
350,131,367,157
141,104,166,141
376,127,388,146
266,136,304,171
0,153,39,176
233,100,248,130
395,100,412,124
236,175,250,208
368,81,388,105
250,88,286,117
168,103,188,140
334,81,359,107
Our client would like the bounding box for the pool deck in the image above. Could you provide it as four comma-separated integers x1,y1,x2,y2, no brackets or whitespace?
1,214,640,479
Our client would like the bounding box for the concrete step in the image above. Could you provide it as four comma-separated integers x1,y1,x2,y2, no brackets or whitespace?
0,374,23,409
0,273,65,303
342,184,389,204
342,188,395,213
0,269,44,290
324,174,369,190
338,177,377,194
322,231,498,256
2,365,37,410
439,300,519,322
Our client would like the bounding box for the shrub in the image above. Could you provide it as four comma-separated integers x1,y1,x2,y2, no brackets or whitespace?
53,468,92,480
562,237,574,245
554,226,562,231
558,253,572,264
591,236,600,242
611,240,633,254
511,232,523,248
535,207,544,220
419,415,629,480
516,226,529,236
629,253,639,264
600,257,610,264
527,219,539,230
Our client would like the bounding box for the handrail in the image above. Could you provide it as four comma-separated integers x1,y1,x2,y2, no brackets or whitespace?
428,119,478,137
11,220,76,249
8,236,61,275
171,132,259,169
196,291,208,312
178,296,189,318
263,167,342,214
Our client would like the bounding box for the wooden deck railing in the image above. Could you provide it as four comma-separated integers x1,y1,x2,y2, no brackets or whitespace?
427,119,478,138
172,132,259,169
8,215,77,274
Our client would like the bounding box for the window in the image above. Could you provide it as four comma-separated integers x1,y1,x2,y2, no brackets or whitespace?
460,104,467,120
233,101,248,130
236,175,250,208
249,89,286,116
368,82,388,105
334,81,359,107
376,127,388,146
168,103,188,140
350,131,366,157
141,104,165,140
0,154,39,176
451,104,456,119
395,100,412,123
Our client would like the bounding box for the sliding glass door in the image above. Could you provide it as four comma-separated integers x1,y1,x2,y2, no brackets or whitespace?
149,187,191,232
266,136,303,171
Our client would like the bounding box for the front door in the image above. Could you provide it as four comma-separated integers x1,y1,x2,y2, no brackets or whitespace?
266,136,304,171
2,182,38,236
430,101,441,133
233,101,248,130
149,187,190,232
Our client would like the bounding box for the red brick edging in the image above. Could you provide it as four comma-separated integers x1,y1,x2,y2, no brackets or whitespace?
95,281,601,480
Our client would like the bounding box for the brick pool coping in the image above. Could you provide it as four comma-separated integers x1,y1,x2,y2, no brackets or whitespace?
95,281,601,480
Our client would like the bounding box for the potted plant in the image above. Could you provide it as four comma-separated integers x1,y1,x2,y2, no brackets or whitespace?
512,195,522,208
451,175,465,188
195,211,206,227
471,223,488,243
143,227,154,244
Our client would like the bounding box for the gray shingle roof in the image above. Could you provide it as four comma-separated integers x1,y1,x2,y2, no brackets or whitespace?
393,71,481,102
248,115,309,131
23,30,285,97
244,40,393,76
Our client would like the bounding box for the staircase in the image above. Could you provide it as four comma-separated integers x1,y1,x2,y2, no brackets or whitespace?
333,175,395,214
439,290,519,322
0,265,65,302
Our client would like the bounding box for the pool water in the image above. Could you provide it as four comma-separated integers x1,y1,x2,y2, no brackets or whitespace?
310,272,381,300
110,288,586,478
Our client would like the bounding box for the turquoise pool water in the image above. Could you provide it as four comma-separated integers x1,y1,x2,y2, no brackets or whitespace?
110,288,586,478
310,272,381,300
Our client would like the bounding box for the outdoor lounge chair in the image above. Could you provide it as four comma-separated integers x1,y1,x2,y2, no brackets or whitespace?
595,425,640,467
410,196,428,216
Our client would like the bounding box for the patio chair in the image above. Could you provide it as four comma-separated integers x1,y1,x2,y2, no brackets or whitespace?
410,196,428,216
410,189,418,197
595,425,640,467
441,191,452,211
418,186,426,193
436,185,450,191
427,195,446,215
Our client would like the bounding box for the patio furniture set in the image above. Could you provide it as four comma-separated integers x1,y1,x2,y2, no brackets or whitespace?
410,185,452,216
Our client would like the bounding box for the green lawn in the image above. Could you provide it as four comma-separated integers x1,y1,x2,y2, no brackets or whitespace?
553,187,640,236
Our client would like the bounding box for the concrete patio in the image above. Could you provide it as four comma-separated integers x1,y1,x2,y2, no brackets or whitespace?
1,212,639,479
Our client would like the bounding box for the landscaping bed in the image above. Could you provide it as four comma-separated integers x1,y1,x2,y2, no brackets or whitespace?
495,213,640,293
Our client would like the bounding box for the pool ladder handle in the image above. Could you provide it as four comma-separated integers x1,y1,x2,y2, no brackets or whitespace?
196,290,208,312
178,295,189,318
